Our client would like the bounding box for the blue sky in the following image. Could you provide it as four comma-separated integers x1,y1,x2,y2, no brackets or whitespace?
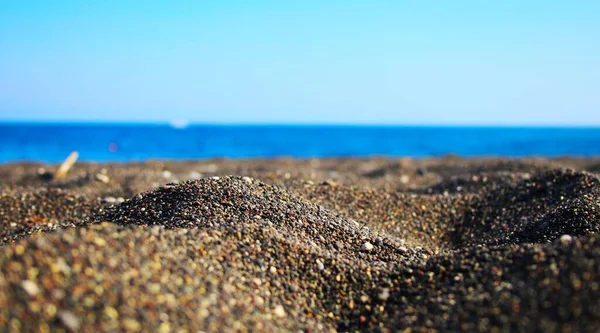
0,1,599,125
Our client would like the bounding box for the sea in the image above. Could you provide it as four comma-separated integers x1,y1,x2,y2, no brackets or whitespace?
1,123,600,163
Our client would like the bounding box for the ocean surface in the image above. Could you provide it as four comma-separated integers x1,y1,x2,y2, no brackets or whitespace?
1,123,600,163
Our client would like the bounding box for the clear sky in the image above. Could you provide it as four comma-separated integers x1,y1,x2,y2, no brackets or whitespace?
0,1,599,125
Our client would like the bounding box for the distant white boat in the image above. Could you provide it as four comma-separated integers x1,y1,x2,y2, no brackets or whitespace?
169,119,189,129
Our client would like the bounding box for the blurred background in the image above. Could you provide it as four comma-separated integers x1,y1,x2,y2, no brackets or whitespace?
1,1,599,162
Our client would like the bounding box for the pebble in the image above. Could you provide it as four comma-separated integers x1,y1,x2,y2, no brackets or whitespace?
103,197,117,204
21,280,40,296
316,259,325,271
361,242,374,252
95,173,110,183
58,311,80,331
378,288,390,301
273,305,286,318
400,175,410,184
560,234,573,245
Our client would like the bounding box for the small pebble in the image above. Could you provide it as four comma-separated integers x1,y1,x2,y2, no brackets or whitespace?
103,197,117,204
21,280,40,296
378,288,390,301
316,259,325,271
58,311,81,331
560,234,573,245
273,305,286,318
95,173,110,183
361,242,374,252
400,175,410,184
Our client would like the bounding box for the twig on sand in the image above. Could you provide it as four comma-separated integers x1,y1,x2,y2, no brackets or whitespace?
53,151,79,180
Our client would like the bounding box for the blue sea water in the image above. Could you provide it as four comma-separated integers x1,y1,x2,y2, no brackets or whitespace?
1,123,600,163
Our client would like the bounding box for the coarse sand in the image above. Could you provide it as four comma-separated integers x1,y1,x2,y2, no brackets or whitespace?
0,157,600,332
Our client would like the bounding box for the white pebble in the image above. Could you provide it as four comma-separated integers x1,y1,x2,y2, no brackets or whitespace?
211,176,220,180
254,296,265,307
273,305,286,318
161,170,172,178
95,173,110,183
58,310,81,331
400,174,410,184
560,234,573,244
102,197,117,204
21,280,40,296
378,288,390,301
242,176,253,183
361,242,374,252
316,259,325,271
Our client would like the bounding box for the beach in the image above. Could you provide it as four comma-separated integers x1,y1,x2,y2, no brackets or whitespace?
1,156,600,332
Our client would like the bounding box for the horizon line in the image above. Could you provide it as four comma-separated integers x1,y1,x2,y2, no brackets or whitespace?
1,120,600,129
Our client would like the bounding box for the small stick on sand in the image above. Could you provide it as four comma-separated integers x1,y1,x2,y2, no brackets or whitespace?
53,151,79,180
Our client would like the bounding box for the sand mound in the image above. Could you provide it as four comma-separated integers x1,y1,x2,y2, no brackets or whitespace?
452,169,600,247
96,176,418,263
0,175,432,332
515,193,600,243
0,223,327,332
364,235,600,331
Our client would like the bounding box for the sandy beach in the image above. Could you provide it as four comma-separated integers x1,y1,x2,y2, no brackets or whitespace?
1,156,600,332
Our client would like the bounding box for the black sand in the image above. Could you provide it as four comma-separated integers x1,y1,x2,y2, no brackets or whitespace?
1,157,600,332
